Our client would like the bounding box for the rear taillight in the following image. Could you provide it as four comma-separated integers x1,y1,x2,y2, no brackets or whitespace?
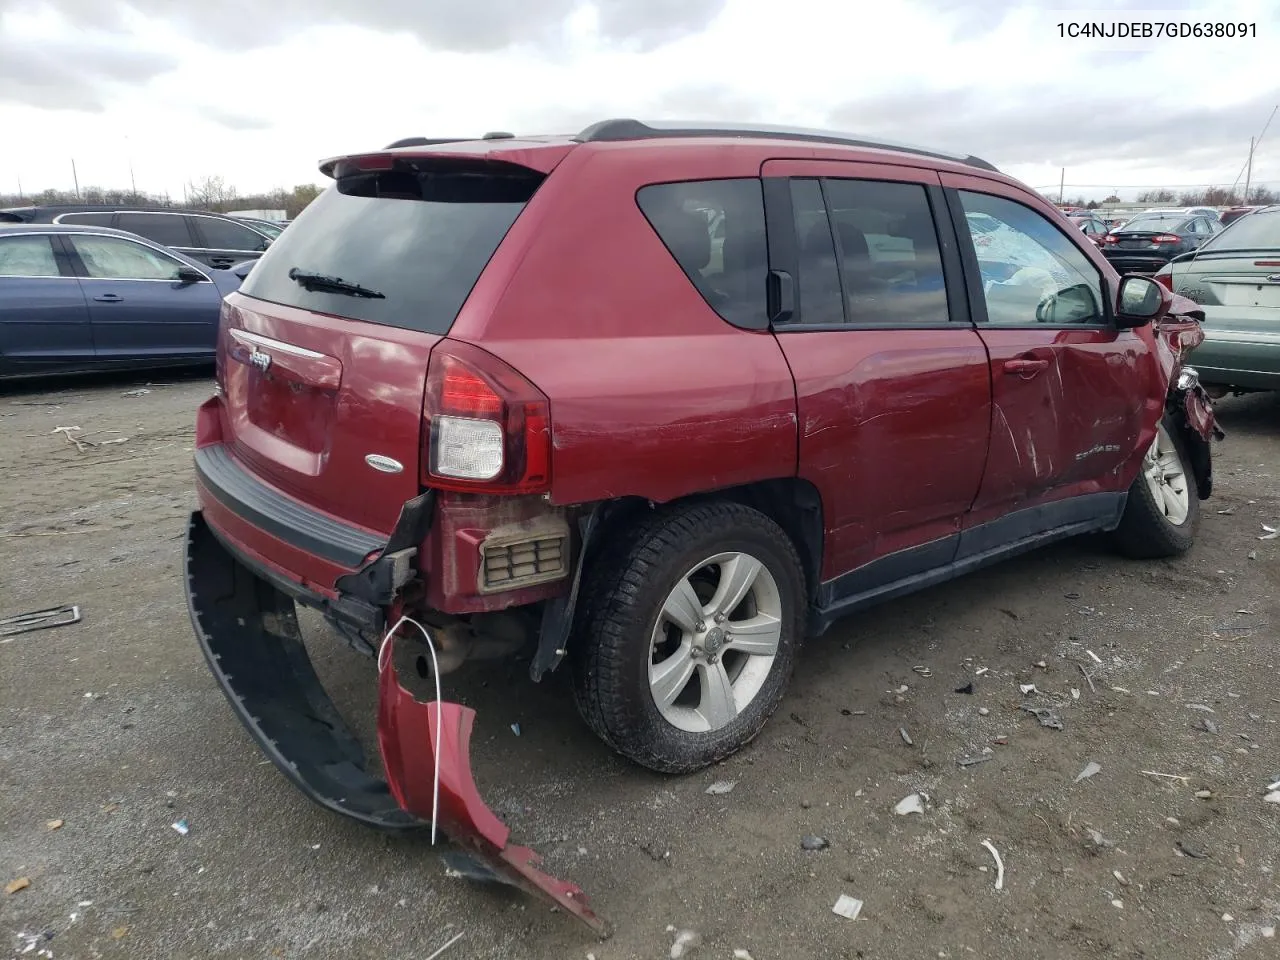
1154,271,1174,291
1152,234,1181,244
422,343,551,495
1101,234,1118,244
214,301,231,396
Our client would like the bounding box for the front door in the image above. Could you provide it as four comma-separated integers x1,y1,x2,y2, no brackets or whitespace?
64,233,222,361
761,159,992,598
0,233,94,375
943,175,1158,536
188,215,271,270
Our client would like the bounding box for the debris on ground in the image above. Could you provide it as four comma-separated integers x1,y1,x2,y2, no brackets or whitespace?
422,930,465,960
704,780,736,796
912,665,932,677
1176,840,1210,859
1264,791,1280,804
955,683,974,695
832,895,864,920
980,839,1005,890
1113,869,1129,886
1143,770,1191,783
1187,703,1217,714
1,604,82,639
111,926,129,939
6,876,31,894
1086,650,1103,664
1195,789,1213,799
171,819,190,835
1020,704,1064,730
801,835,830,851
1201,718,1220,734
52,425,96,452
46,819,64,831
895,793,925,816
510,723,521,736
958,755,993,767
733,951,756,960
1034,660,1047,669
1075,762,1102,783
978,707,990,716
121,388,152,398
1260,525,1279,541
1019,683,1039,695
1087,829,1114,848
899,727,914,746
669,929,703,958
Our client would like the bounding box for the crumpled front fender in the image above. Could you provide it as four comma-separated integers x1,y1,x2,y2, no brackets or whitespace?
1169,367,1224,500
377,636,611,938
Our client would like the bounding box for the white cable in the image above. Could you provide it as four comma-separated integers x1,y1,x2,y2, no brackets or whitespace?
378,614,443,846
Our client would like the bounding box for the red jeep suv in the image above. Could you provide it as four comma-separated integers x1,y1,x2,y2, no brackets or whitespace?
185,119,1219,927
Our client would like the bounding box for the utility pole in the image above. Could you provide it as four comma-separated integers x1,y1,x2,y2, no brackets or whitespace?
1244,136,1254,203
71,158,80,198
1059,168,1065,204
16,175,22,201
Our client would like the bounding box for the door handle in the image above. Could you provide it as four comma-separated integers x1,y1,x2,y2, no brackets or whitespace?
1003,358,1049,377
92,293,124,303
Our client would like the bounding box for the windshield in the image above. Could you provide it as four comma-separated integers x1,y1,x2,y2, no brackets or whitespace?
1200,207,1280,251
238,163,542,334
1118,214,1186,232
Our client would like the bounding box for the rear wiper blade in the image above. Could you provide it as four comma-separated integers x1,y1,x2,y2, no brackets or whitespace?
288,267,385,299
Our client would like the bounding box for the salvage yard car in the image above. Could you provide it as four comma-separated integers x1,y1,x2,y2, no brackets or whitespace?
183,120,1220,931
0,223,241,380
1156,204,1280,393
1100,210,1222,275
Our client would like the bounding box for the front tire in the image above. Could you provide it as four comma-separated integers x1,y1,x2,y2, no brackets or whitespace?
571,501,805,774
1111,417,1200,559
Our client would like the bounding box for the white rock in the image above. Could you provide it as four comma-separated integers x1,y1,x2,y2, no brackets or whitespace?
670,929,702,959
832,895,863,920
895,793,925,816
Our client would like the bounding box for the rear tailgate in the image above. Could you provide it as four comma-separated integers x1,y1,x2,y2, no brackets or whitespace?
219,295,438,533
214,154,552,536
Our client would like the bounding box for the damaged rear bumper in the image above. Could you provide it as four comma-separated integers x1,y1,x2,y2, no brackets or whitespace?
184,511,610,936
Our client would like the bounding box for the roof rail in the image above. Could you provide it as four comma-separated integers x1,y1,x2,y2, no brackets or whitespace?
573,119,999,172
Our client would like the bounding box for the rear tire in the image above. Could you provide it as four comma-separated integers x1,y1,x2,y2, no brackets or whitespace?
1111,417,1200,559
571,501,805,774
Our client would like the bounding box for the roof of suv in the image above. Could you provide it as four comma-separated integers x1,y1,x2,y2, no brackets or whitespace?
332,118,1000,177
0,204,251,222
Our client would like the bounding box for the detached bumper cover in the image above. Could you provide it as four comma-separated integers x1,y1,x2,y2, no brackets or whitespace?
184,511,609,936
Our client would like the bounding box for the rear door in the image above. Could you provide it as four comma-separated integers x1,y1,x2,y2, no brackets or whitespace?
761,159,992,587
0,233,94,374
221,163,544,534
64,233,222,359
943,175,1155,530
189,215,272,270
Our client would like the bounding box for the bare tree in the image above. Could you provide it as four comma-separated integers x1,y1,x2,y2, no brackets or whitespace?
1137,189,1176,203
185,175,239,212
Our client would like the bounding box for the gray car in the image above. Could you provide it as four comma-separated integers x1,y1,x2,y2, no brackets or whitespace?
0,223,242,380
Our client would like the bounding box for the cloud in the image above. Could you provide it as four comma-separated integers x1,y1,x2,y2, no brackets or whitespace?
1,0,728,55
202,107,273,131
827,87,1278,174
0,34,177,110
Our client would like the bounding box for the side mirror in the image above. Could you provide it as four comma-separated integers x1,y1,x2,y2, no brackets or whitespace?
177,265,207,284
1115,274,1170,328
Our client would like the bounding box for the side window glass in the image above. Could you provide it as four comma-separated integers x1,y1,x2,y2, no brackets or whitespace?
821,178,949,325
637,178,769,329
116,213,194,248
0,235,61,277
68,235,184,280
789,179,845,325
56,212,115,227
957,191,1105,326
197,217,270,252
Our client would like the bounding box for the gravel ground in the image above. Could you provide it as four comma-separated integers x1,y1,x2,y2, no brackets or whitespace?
1,371,1278,960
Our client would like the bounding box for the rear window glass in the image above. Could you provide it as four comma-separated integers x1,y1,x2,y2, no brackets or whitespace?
1203,207,1280,251
637,178,768,329
1118,214,1185,232
57,212,115,228
238,165,542,334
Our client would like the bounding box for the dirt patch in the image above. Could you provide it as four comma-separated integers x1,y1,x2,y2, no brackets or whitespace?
2,373,1278,959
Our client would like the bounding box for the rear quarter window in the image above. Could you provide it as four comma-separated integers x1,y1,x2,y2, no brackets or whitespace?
636,178,769,330
238,164,542,335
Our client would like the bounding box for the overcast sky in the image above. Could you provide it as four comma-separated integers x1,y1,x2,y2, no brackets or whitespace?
1,0,1277,202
